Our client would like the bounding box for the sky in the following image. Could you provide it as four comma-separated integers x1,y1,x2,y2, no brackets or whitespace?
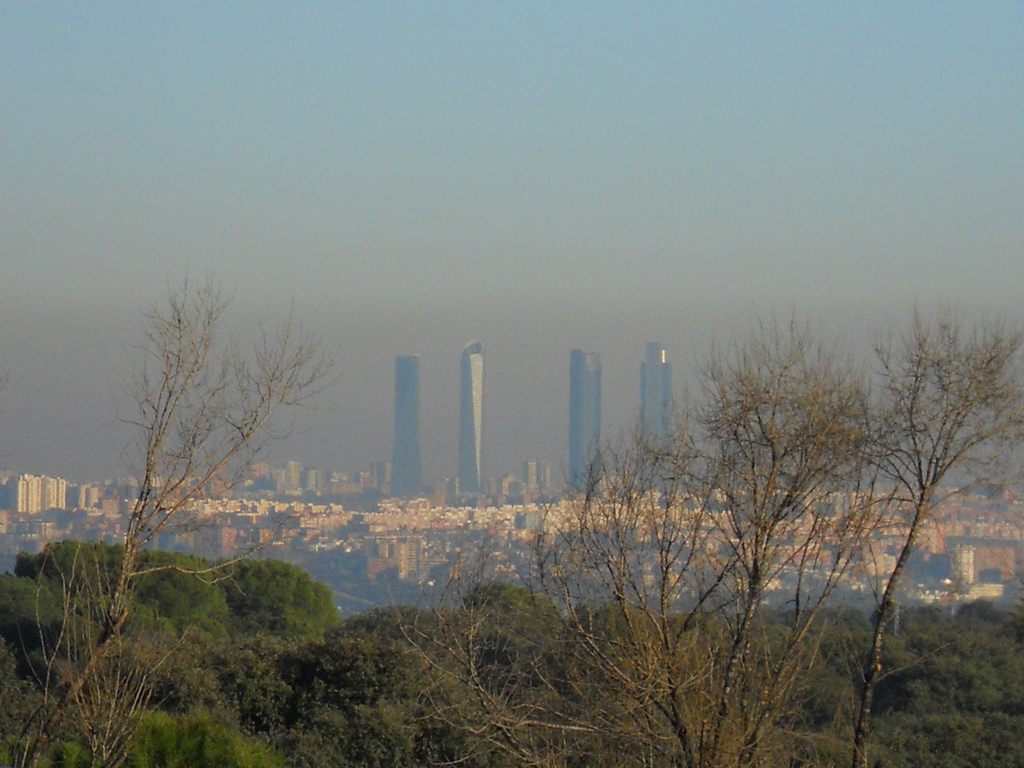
1,3,1023,483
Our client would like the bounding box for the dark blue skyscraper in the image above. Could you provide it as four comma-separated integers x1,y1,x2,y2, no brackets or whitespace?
391,355,423,495
641,342,673,444
458,341,484,495
569,349,602,491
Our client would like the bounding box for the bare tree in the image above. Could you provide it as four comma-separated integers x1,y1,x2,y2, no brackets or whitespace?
404,312,1024,768
14,277,331,767
851,309,1024,767
415,320,876,768
691,320,875,767
20,547,181,768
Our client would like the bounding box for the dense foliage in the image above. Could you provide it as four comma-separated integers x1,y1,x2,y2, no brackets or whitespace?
5,542,1024,767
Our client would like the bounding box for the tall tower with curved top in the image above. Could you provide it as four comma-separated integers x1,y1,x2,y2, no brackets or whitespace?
458,341,484,495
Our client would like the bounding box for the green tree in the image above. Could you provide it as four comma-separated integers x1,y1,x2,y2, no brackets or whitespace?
129,711,284,768
860,606,1024,767
852,310,1024,767
132,552,231,639
0,638,41,765
276,633,416,768
210,628,426,768
221,559,340,638
0,571,64,672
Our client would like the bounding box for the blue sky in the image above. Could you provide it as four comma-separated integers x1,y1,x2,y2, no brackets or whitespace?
1,3,1023,480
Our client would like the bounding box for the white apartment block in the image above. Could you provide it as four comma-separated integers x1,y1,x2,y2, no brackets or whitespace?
16,474,67,513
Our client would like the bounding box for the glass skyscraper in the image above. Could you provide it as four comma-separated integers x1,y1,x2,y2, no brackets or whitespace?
641,342,673,445
569,349,602,491
458,341,484,496
391,355,423,495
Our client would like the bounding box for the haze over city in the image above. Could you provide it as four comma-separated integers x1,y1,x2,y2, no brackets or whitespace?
2,4,1022,484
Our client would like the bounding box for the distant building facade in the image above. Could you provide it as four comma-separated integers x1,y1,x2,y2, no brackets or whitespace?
8,474,67,514
284,461,303,495
364,535,424,581
391,355,424,495
458,342,484,495
569,349,602,491
522,461,539,496
365,461,392,495
522,460,554,497
641,342,673,444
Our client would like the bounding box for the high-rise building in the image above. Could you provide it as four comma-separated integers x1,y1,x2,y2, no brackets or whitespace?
43,476,67,511
539,460,553,495
76,484,103,510
521,460,553,497
304,468,326,495
13,474,66,513
522,461,539,495
458,341,484,495
369,461,392,495
391,355,424,495
285,461,304,494
641,342,673,444
17,474,43,514
569,349,602,491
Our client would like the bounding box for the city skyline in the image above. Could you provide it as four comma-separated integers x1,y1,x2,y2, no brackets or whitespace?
2,5,1022,485
2,9,1021,759
0,321,698,487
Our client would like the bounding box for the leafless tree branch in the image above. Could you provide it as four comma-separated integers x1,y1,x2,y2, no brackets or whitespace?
13,277,331,767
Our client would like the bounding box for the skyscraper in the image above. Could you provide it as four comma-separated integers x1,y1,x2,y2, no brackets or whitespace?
641,342,673,445
391,355,423,495
522,461,539,495
458,341,484,496
569,349,602,491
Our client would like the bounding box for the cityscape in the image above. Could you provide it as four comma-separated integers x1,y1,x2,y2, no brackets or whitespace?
3,4,1024,765
0,341,671,595
2,339,672,512
2,339,1020,614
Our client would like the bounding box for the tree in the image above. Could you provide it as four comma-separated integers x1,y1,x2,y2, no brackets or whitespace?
207,625,428,768
409,570,585,767
1,638,40,765
410,320,876,768
129,711,286,768
851,309,1024,767
220,559,340,639
538,320,876,768
13,278,331,768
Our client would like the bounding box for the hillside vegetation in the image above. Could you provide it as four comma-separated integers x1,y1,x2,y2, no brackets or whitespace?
3,542,1024,766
